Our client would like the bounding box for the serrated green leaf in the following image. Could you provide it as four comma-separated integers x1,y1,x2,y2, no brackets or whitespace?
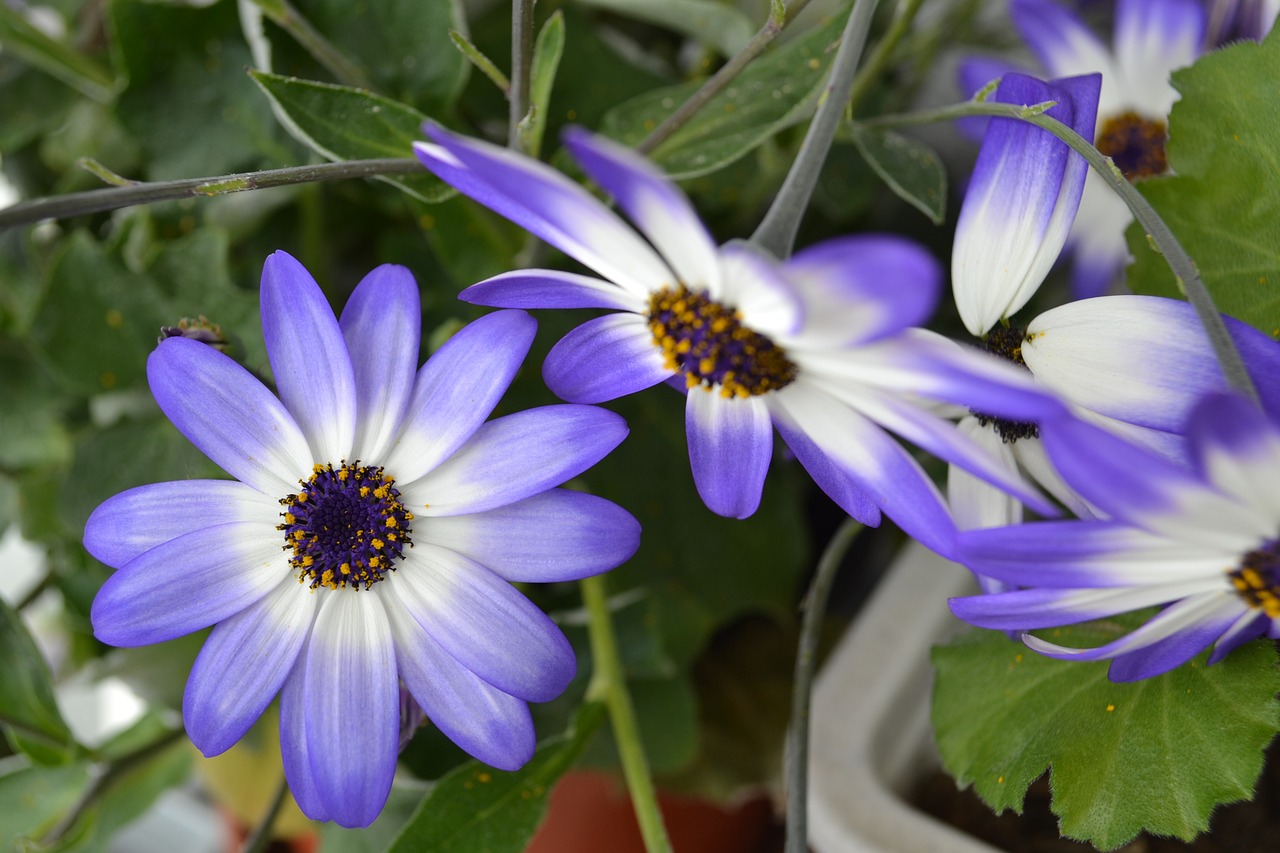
573,0,755,57
849,123,946,224
387,701,605,853
932,617,1280,850
250,71,452,203
1125,32,1280,336
0,598,73,749
0,4,115,101
599,3,850,179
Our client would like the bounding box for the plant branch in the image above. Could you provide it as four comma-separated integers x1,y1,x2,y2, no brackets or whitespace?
509,0,537,151
635,0,814,155
241,775,291,853
0,159,423,230
845,0,925,115
582,574,672,853
784,517,861,853
751,0,880,259
866,99,1260,404
249,0,371,89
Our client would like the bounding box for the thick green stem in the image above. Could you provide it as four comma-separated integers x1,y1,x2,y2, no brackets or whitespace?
635,0,814,155
0,159,422,230
845,0,926,115
751,0,880,259
509,0,536,151
784,517,862,853
240,776,291,853
865,99,1259,404
581,574,672,853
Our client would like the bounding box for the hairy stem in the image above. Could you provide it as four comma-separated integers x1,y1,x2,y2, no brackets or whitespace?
752,0,880,259
867,99,1260,403
784,517,862,853
0,159,422,229
509,0,537,151
635,0,814,155
846,0,925,115
582,574,672,853
241,776,291,853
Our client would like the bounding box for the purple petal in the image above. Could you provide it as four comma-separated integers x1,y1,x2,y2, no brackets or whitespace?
461,269,645,311
946,418,1022,531
415,125,671,296
1207,610,1271,665
91,521,288,646
772,409,882,527
382,310,536,485
261,251,356,464
184,579,315,756
1114,0,1205,117
303,592,399,828
148,338,312,495
389,544,575,702
339,264,421,462
1012,0,1118,88
949,580,1220,629
383,592,535,769
542,313,672,404
400,405,628,516
280,656,331,823
956,55,1023,139
770,381,957,557
951,73,1100,336
1185,393,1280,520
417,489,640,583
83,480,277,569
783,235,939,346
1105,596,1240,681
564,127,721,293
685,391,772,519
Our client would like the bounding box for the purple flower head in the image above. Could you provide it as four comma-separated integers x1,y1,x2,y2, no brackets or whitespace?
83,252,639,828
951,392,1280,682
415,124,1070,557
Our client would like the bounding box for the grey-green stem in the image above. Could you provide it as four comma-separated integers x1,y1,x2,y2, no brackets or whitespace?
509,0,536,151
866,99,1260,404
751,0,880,260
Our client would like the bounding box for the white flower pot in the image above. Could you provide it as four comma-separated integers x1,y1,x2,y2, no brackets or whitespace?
808,541,1000,853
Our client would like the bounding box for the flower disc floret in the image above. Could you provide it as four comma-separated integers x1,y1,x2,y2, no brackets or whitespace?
646,284,797,398
972,325,1039,443
1230,540,1280,618
279,462,414,590
1095,111,1168,181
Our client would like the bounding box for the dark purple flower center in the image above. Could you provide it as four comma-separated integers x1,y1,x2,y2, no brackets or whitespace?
971,325,1038,443
278,462,414,591
646,285,797,398
1230,539,1280,618
1095,111,1168,182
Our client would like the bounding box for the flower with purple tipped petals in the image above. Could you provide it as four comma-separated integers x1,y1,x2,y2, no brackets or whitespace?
83,251,639,828
951,392,1280,682
415,124,1068,557
1206,0,1280,42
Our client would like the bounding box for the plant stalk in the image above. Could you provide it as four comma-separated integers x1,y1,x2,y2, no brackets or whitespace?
582,574,673,853
784,517,862,853
509,0,537,151
751,0,880,259
241,776,291,853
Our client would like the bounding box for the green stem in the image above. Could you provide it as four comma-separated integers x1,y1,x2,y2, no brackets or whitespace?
509,0,536,151
635,0,814,155
0,159,422,230
784,517,861,853
845,0,926,115
241,776,291,853
751,0,880,259
865,99,1259,404
250,0,371,89
581,574,672,853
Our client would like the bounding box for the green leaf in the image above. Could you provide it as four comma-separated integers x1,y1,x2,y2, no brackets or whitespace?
599,3,850,178
0,4,116,101
0,598,74,750
521,11,566,159
572,0,756,57
0,758,92,849
250,71,452,204
387,702,605,853
848,123,946,224
932,617,1280,849
1125,32,1280,336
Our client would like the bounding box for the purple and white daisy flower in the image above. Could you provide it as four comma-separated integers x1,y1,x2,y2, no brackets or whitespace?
951,392,1280,682
83,252,638,828
1008,0,1206,297
414,124,1066,556
1206,0,1280,42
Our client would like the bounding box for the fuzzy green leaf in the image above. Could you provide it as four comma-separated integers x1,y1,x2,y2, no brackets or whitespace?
932,617,1280,850
250,71,451,203
387,702,605,853
520,11,566,159
1125,31,1280,336
0,598,73,750
849,123,946,224
599,3,849,179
